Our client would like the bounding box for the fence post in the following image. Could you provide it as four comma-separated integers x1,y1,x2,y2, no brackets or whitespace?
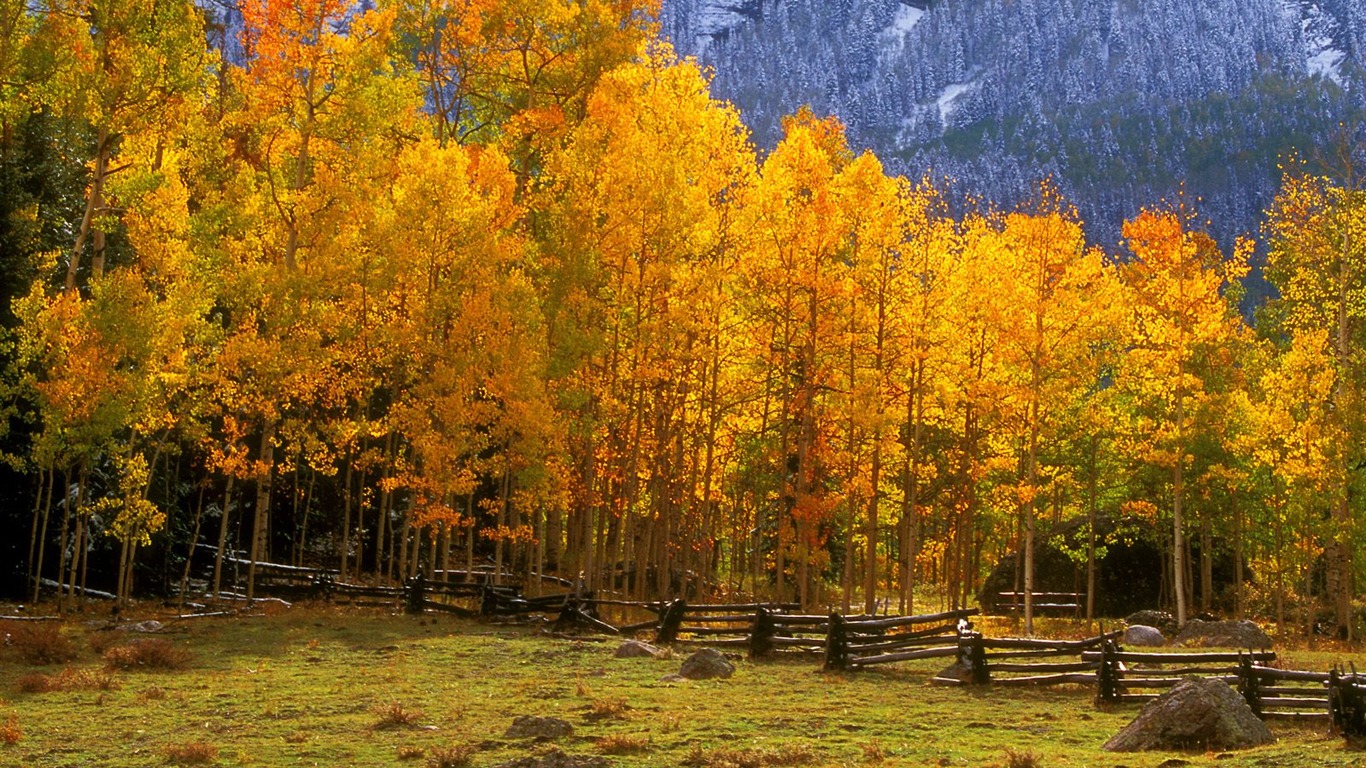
1096,639,1121,704
957,629,989,685
749,606,776,659
655,598,688,644
1237,652,1262,718
823,612,849,671
479,584,498,616
311,574,334,602
404,575,426,615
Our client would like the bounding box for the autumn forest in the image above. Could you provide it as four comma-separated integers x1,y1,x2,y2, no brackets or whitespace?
0,0,1363,640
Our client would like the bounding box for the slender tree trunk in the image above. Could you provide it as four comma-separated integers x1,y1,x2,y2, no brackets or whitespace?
1234,492,1245,620
180,484,207,605
1173,379,1188,627
213,476,234,599
247,420,276,601
32,468,55,604
66,128,110,291
1200,519,1213,612
1087,436,1098,621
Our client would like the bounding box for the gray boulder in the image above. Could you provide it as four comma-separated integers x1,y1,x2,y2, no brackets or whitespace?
614,640,663,659
677,648,734,680
1104,677,1273,752
1123,625,1166,647
505,716,573,740
1127,610,1178,636
1173,619,1272,649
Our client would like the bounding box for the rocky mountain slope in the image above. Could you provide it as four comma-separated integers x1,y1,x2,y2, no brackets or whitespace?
658,0,1363,250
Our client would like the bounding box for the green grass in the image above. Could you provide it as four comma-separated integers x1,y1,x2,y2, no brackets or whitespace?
1,606,1363,767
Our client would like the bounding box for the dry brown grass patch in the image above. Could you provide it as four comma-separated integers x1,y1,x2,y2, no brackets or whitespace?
861,740,886,763
103,638,191,671
425,744,476,768
0,713,21,745
163,740,218,765
397,745,425,760
3,621,77,666
587,696,629,720
371,701,424,730
17,667,119,693
596,734,650,755
1004,748,1042,768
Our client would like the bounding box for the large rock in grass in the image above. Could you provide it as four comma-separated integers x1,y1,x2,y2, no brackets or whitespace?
614,640,663,659
677,648,734,680
1104,677,1273,752
1173,619,1272,649
505,716,573,740
1127,610,1178,637
1123,625,1166,647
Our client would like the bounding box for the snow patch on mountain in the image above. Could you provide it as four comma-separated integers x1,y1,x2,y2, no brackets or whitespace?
937,78,977,128
880,4,925,56
1289,0,1347,82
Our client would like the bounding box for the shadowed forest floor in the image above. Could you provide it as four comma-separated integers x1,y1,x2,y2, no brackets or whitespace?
1,605,1363,767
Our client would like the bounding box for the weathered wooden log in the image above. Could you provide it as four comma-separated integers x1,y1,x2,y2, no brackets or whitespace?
768,636,827,648
682,602,800,613
846,633,960,655
674,636,749,647
993,673,1097,686
1258,696,1327,707
682,613,762,624
1252,666,1330,683
1081,650,1276,664
981,631,1120,651
990,661,1101,674
847,645,960,666
1116,675,1241,687
841,608,979,631
1263,710,1330,720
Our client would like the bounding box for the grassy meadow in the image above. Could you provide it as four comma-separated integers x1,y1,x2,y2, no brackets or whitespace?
1,605,1364,768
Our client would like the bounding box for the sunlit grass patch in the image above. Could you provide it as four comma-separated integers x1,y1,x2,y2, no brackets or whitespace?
683,743,820,768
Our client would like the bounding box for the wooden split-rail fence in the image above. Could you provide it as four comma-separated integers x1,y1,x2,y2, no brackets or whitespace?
214,555,1366,738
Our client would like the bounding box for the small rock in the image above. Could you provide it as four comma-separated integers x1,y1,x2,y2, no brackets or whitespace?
1173,619,1273,649
659,674,686,683
614,640,663,659
505,716,574,741
677,648,734,680
935,660,979,684
118,620,164,633
1123,625,1166,647
1104,677,1273,752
